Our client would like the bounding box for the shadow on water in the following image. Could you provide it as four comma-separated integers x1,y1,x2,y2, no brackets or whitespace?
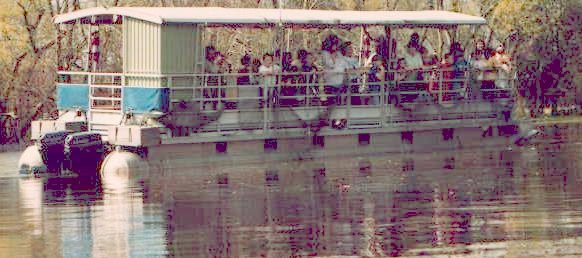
5,131,582,257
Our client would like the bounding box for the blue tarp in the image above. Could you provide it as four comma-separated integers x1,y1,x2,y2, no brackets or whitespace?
122,87,170,113
57,84,89,111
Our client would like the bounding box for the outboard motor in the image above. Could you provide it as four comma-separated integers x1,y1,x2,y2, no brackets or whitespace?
63,132,104,180
38,130,71,174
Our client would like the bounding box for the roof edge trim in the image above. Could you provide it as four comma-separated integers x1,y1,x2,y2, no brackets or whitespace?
53,7,163,25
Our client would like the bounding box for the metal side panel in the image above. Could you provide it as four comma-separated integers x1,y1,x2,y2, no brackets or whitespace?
107,125,162,147
88,111,124,139
89,112,123,126
31,120,87,140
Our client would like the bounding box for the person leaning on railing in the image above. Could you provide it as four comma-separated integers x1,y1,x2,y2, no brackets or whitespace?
420,49,439,103
237,54,253,87
321,43,349,106
216,54,231,108
365,54,386,106
258,53,281,108
480,48,498,101
340,41,362,106
492,44,513,93
450,42,469,101
204,46,220,110
297,51,320,104
237,54,262,129
398,42,425,105
280,52,301,106
237,54,257,110
468,44,487,101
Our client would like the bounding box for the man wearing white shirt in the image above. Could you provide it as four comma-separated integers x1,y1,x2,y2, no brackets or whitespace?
403,42,424,71
322,46,351,105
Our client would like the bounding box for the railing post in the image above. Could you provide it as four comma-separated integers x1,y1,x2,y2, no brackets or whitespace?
121,74,125,115
438,69,443,105
263,80,268,133
87,73,92,130
438,68,443,120
308,75,312,130
202,72,208,111
195,75,198,108
380,75,386,128
346,72,352,129
167,75,173,107
217,74,222,110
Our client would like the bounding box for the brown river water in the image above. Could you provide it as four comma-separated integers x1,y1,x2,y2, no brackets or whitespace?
2,135,582,257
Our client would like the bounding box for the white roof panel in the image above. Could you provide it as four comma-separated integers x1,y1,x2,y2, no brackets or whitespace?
54,7,486,26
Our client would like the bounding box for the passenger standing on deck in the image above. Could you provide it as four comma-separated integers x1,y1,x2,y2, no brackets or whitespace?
280,51,298,106
204,46,220,110
321,35,348,106
238,54,261,130
251,58,261,84
403,41,424,86
298,51,319,103
236,54,251,103
471,39,486,61
481,48,498,101
216,53,231,109
451,43,469,100
423,51,439,100
401,38,434,105
340,41,361,105
469,40,487,100
237,54,253,87
492,44,512,90
258,53,281,107
363,27,397,67
366,54,386,105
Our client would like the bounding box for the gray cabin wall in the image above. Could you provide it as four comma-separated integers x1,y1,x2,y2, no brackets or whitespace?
121,19,204,103
161,24,199,75
160,24,204,102
123,17,162,87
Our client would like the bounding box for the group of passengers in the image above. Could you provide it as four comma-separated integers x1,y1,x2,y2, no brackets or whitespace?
202,31,513,110
469,40,513,100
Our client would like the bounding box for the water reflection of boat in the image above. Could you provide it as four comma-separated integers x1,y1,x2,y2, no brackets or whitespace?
154,147,528,257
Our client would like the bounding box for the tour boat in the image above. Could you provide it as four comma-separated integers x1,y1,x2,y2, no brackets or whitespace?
18,7,522,182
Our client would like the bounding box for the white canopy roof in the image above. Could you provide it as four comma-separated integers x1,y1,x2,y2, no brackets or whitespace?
54,7,486,26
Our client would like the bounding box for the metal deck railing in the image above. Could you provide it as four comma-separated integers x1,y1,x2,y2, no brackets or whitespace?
56,67,517,138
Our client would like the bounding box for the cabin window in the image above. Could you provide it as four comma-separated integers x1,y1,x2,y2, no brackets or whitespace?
265,170,279,184
216,141,228,154
264,139,277,152
358,133,371,145
312,135,324,148
401,131,414,145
